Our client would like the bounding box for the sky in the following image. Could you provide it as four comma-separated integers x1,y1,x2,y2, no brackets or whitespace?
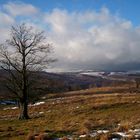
0,0,140,72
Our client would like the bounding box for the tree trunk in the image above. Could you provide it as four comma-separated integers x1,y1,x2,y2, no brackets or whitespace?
18,45,30,120
19,100,29,120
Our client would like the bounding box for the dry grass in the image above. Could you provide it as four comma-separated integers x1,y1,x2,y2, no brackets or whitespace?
116,122,132,132
99,134,109,140
0,86,140,139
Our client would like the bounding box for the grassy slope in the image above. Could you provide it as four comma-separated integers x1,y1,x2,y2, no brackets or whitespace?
0,86,140,139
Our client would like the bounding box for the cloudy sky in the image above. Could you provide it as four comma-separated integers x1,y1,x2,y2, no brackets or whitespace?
0,0,140,72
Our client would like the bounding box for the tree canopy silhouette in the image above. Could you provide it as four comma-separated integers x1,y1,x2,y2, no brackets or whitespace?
0,23,55,119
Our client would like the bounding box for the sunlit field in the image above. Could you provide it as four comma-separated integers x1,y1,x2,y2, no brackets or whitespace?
0,86,140,139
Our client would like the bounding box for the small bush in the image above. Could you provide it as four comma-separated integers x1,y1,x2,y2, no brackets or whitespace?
116,122,131,132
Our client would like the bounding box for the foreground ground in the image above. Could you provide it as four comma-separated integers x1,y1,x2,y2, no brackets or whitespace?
0,86,140,139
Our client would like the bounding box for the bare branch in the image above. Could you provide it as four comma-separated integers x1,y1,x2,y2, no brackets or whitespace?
0,23,56,119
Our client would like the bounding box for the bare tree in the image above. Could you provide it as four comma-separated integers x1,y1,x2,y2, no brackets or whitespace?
0,23,55,119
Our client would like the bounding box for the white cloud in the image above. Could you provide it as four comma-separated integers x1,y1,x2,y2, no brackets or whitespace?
0,28,11,43
0,12,14,42
1,1,140,71
44,8,140,71
0,2,38,43
0,12,14,26
3,2,39,17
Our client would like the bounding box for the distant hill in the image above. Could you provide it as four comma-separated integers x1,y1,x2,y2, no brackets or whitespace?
0,69,137,100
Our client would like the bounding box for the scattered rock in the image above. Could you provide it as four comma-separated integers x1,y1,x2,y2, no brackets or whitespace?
39,112,44,114
79,134,87,138
11,107,18,110
3,106,18,110
97,130,109,134
29,101,45,107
